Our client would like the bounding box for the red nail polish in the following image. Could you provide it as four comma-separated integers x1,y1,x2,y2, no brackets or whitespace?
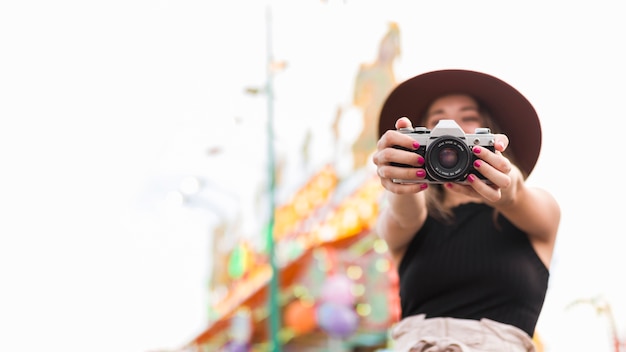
445,183,453,188
473,147,481,154
420,183,428,190
473,160,481,168
413,141,420,149
468,174,476,183
416,170,426,178
417,156,425,165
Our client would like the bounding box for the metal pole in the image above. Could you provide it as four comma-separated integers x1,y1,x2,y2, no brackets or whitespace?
265,4,281,352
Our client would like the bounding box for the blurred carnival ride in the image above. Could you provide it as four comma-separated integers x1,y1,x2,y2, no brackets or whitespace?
174,19,404,351
182,166,399,351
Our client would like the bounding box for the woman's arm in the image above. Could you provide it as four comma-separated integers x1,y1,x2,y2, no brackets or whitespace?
494,167,560,268
373,117,430,263
447,139,561,268
376,192,427,263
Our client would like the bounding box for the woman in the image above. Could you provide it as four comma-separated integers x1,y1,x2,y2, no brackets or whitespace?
373,70,560,351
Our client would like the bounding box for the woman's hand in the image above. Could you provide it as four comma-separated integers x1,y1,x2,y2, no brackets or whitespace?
444,134,518,203
373,117,429,260
372,117,429,194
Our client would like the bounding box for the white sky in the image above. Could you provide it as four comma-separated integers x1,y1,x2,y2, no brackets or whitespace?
1,1,625,351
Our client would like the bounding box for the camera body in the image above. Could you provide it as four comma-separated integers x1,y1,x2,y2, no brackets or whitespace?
391,119,495,184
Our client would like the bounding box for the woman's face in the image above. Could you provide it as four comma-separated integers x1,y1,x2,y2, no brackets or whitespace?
424,94,485,133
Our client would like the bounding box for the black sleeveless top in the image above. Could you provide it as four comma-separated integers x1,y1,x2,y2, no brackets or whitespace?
397,202,549,337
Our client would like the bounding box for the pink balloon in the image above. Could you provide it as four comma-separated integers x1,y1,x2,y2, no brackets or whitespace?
224,341,249,352
316,301,359,338
320,274,355,306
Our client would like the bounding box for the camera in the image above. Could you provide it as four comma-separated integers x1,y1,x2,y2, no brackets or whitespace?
391,119,495,184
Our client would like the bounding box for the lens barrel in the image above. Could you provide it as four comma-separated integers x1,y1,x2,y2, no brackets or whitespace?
425,136,471,182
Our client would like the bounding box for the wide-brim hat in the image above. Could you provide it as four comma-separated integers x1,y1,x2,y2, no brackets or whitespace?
378,69,542,177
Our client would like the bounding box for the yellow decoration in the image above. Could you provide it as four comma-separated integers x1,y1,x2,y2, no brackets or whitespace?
347,265,363,280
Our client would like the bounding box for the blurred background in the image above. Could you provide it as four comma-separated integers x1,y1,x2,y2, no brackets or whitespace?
1,0,625,351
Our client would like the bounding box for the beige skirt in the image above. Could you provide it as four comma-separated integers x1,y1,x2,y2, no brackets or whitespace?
390,314,536,352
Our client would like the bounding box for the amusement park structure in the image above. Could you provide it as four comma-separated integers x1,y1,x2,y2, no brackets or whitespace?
568,296,626,352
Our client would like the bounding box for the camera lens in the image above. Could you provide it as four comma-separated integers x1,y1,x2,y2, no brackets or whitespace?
438,148,459,168
425,136,471,181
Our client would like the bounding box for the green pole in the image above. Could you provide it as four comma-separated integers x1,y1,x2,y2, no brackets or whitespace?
265,4,281,352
